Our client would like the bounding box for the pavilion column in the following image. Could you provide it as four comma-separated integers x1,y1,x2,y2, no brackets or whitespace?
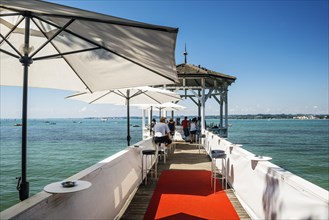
201,78,206,132
224,88,228,129
219,89,224,128
198,90,201,118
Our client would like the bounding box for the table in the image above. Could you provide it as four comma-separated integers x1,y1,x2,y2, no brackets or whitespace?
249,156,272,161
231,144,243,147
44,180,91,194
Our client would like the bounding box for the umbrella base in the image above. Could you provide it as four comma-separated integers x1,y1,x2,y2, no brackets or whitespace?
18,181,29,201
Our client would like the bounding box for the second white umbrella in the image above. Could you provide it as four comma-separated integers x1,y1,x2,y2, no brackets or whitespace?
67,87,181,146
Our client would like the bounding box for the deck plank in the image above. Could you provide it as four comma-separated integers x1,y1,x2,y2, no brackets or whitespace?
120,143,251,220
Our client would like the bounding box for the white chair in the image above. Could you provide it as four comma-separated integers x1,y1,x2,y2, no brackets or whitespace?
142,146,158,185
211,150,227,192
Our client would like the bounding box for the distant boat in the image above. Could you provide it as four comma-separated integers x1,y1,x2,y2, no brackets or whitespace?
132,124,140,127
13,123,22,126
100,118,108,122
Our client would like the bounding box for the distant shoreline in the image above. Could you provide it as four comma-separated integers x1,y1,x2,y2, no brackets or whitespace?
226,114,328,120
1,114,328,120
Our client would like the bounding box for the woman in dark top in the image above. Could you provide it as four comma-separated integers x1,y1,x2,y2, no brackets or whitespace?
168,118,175,136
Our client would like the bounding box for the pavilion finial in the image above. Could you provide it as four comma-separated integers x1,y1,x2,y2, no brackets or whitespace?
183,43,188,64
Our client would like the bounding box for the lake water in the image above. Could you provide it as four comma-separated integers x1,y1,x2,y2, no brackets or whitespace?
0,118,328,211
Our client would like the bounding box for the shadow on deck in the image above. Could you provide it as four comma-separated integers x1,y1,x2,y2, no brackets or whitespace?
120,143,251,220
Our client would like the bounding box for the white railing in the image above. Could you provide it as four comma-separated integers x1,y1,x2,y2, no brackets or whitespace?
203,130,329,220
0,138,156,220
2,131,328,220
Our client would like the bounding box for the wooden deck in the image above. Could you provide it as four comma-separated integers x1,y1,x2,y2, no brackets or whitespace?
120,143,251,220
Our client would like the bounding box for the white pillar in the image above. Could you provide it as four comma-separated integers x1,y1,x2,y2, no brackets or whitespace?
224,89,228,129
148,108,151,128
163,110,167,118
198,90,201,118
201,78,206,132
142,109,146,139
220,90,224,128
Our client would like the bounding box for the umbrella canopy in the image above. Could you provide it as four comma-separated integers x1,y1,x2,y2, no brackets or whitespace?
66,87,181,146
0,0,178,201
136,102,186,112
0,0,179,91
135,102,185,118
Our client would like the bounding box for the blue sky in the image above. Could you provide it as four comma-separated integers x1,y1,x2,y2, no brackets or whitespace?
1,0,328,118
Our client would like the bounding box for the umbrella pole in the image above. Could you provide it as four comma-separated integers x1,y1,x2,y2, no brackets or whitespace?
18,14,32,201
126,93,131,146
149,107,153,136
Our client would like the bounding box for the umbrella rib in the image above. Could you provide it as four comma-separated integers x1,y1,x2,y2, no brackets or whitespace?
29,18,75,58
0,12,22,17
129,90,145,99
66,91,114,104
136,89,162,104
112,90,127,99
0,47,20,58
33,47,101,61
89,91,113,104
0,16,25,57
34,15,177,84
65,92,89,99
131,89,181,103
30,16,93,93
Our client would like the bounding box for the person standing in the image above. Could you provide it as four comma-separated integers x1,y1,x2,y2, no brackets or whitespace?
190,117,198,143
150,118,156,135
168,118,176,136
181,116,190,140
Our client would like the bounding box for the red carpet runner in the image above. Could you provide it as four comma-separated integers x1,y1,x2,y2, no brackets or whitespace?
144,170,240,220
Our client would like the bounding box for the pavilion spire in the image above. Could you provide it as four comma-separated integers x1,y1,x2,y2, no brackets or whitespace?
184,43,188,64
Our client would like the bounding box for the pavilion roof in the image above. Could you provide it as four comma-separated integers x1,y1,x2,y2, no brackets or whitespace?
165,63,236,89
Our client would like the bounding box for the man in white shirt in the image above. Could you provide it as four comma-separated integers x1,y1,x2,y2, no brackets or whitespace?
153,117,172,144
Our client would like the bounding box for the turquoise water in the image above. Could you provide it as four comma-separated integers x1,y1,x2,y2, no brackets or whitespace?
0,118,328,211
226,119,329,191
0,118,143,211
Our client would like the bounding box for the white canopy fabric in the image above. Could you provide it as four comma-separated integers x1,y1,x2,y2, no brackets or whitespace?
66,86,181,105
134,102,186,111
0,0,179,92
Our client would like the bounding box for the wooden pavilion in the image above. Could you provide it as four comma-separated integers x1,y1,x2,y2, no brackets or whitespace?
164,50,236,137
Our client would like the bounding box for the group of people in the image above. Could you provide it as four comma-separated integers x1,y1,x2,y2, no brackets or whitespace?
181,116,200,143
151,116,200,144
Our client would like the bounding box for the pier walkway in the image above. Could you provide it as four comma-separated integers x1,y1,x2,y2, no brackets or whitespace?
120,143,251,220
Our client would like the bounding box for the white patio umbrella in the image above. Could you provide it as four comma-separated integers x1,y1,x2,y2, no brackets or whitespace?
135,102,186,117
0,0,178,200
136,102,186,112
66,87,181,146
